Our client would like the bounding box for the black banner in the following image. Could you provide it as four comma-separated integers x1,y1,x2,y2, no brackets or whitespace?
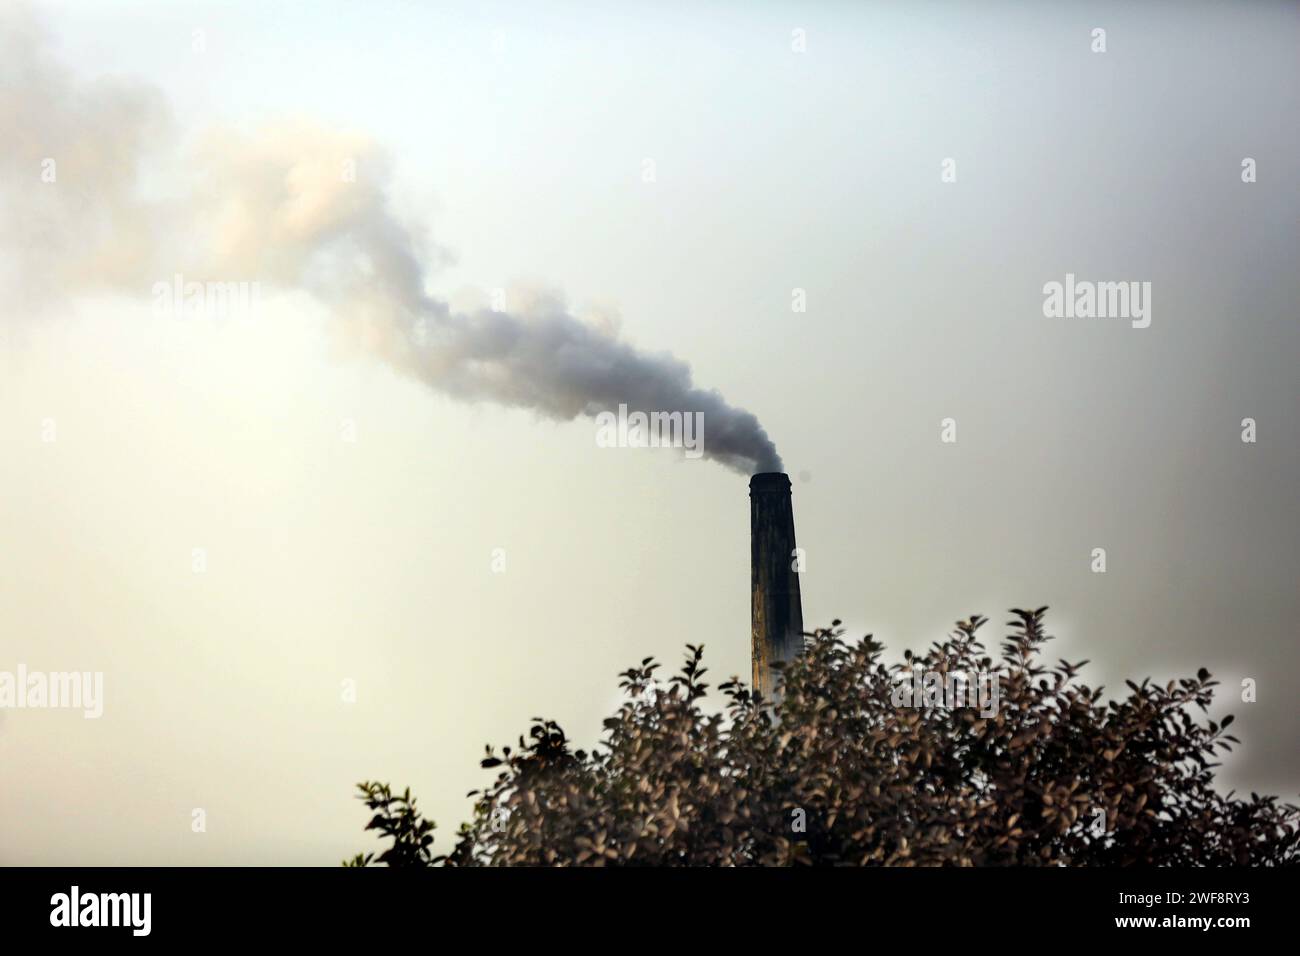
0,866,1286,941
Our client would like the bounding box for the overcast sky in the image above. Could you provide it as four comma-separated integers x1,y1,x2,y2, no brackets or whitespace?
1,0,1297,864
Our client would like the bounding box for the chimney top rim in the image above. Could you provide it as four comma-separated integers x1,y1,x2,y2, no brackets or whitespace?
749,471,791,492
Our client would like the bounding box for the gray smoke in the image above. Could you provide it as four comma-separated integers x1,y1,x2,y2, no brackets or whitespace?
0,4,782,474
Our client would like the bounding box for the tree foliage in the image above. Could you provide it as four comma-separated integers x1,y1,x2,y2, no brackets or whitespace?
348,609,1299,866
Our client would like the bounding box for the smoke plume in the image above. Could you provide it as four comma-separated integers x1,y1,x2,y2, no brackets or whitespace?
0,5,782,474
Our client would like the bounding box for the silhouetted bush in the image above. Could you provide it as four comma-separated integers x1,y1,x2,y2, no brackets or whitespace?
347,609,1298,866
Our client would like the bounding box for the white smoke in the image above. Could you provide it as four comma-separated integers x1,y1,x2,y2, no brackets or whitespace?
0,4,782,474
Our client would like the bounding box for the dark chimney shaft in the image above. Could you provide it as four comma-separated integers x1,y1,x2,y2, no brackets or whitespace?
750,472,804,699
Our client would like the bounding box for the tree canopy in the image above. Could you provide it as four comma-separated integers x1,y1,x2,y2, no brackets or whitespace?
347,609,1298,866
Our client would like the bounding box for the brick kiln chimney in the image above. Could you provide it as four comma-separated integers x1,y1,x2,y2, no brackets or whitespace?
750,472,804,699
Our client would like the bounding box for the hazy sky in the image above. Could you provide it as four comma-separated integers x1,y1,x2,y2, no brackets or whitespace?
1,0,1297,864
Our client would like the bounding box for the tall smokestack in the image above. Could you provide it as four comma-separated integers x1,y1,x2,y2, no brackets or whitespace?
750,472,804,699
